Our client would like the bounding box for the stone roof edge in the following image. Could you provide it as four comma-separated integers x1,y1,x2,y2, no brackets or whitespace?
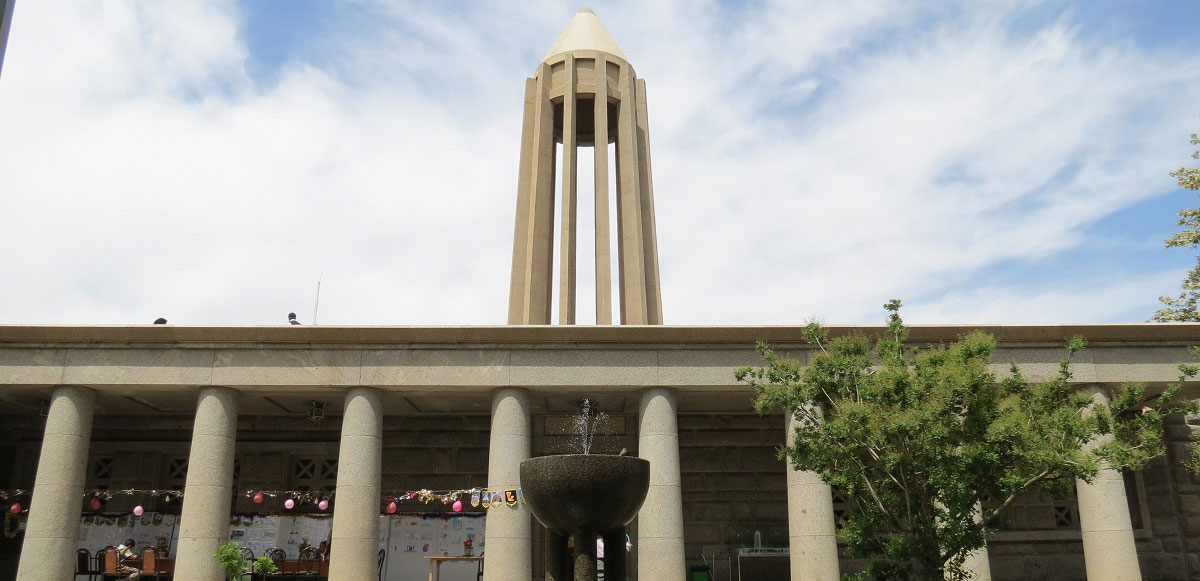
0,324,1197,346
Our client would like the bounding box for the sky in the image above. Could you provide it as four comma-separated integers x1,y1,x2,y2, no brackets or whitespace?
1,0,1199,327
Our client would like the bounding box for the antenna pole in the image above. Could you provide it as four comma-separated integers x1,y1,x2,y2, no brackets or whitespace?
312,268,323,325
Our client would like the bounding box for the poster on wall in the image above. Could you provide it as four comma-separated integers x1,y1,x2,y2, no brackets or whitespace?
76,513,178,557
275,515,332,559
383,514,485,581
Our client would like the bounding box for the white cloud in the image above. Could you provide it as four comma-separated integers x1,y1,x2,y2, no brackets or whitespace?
0,1,1197,326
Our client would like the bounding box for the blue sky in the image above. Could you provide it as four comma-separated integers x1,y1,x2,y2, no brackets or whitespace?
1,0,1199,326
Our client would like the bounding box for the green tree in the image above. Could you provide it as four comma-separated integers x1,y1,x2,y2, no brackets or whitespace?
737,300,1196,581
1155,131,1200,322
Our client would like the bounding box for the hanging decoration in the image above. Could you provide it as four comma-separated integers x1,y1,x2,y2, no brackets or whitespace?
283,499,295,510
452,500,463,512
0,490,29,501
1,488,181,510
132,505,144,516
8,503,20,515
317,499,330,511
241,490,332,505
386,501,397,514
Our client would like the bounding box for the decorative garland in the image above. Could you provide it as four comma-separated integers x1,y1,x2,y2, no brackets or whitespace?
242,487,527,513
0,487,528,516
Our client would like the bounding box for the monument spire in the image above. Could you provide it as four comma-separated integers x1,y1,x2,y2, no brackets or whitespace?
508,8,662,325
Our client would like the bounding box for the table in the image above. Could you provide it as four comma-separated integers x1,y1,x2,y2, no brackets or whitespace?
425,555,484,581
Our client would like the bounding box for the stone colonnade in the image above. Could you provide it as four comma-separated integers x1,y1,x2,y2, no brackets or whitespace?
14,384,1147,580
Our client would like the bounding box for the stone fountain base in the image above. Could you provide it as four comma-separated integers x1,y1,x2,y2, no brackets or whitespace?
520,455,650,581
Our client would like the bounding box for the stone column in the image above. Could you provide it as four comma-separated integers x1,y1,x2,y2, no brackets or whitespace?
1076,386,1142,581
959,503,992,581
783,410,840,581
637,387,685,581
483,388,532,581
175,387,239,581
329,387,384,581
15,386,95,581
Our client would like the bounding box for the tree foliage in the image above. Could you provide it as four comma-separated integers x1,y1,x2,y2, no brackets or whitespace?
1155,131,1200,322
737,300,1196,580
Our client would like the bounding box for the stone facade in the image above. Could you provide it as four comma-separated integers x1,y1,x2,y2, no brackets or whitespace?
2,369,1197,579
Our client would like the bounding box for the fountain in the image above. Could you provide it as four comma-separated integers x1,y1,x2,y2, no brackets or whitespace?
519,400,650,581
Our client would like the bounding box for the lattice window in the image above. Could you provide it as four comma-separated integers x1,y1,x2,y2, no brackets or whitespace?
320,459,338,480
989,490,1079,531
1053,504,1075,528
167,458,188,480
289,455,337,494
294,459,316,480
93,457,114,480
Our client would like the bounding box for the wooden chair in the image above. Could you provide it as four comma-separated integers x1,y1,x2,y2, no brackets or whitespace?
101,548,118,580
241,546,255,577
93,549,108,581
140,548,165,581
298,546,321,574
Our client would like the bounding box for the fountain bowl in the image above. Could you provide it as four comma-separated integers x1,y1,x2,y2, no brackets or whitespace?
520,454,650,533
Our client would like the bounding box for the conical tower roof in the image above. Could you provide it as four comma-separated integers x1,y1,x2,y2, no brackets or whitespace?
543,8,627,62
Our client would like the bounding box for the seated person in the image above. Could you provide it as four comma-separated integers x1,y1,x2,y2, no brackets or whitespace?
114,538,141,580
317,540,330,560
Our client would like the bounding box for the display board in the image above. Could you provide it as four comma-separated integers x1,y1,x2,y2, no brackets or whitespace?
76,508,482,576
76,513,179,557
77,511,485,580
383,514,484,581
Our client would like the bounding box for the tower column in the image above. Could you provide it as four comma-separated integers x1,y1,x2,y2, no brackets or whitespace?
1076,386,1141,581
637,387,685,581
783,410,840,581
615,65,649,325
508,62,557,324
329,387,384,581
633,78,663,324
15,386,95,581
174,386,239,581
594,53,613,325
559,54,579,324
483,388,532,581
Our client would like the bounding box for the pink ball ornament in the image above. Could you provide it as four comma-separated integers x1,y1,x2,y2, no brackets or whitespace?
252,492,264,504
387,501,397,514
8,503,20,514
317,499,329,511
452,500,463,512
89,496,103,511
132,505,144,516
284,498,295,510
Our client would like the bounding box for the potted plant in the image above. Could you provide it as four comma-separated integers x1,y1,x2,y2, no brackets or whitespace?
214,542,247,580
254,555,279,578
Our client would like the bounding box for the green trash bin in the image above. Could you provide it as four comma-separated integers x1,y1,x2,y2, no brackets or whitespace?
688,565,712,581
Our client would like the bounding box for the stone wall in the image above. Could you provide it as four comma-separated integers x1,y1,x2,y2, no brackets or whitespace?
678,413,789,580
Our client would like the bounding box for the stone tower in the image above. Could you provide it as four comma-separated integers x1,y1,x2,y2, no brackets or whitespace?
507,8,663,325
